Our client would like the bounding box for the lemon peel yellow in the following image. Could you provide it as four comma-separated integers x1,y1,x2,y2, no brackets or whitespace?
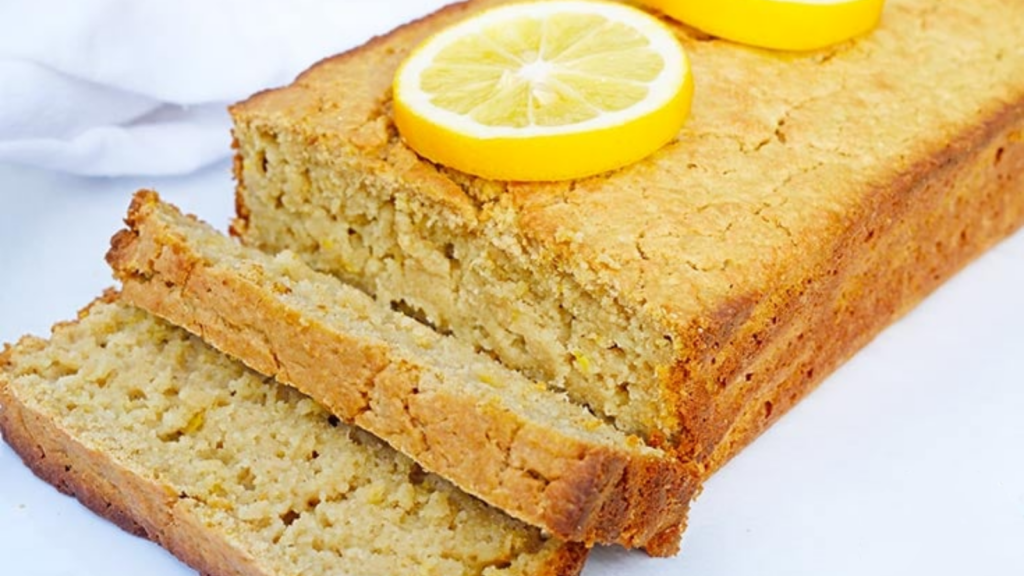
642,0,885,51
393,1,693,182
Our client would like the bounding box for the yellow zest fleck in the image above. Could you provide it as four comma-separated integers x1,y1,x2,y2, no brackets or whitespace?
572,351,591,375
184,411,205,435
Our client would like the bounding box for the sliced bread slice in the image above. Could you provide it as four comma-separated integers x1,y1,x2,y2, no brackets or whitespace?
0,296,586,576
107,190,698,555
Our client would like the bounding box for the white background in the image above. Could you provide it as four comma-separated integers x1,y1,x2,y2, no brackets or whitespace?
1,159,1022,575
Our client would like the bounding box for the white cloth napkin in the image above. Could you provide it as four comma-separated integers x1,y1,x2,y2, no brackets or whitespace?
0,0,448,177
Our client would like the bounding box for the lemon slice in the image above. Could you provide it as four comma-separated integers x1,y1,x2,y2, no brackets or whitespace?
643,0,885,51
393,1,693,182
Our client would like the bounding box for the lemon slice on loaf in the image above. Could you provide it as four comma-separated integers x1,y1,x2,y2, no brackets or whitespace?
643,0,885,51
393,0,693,182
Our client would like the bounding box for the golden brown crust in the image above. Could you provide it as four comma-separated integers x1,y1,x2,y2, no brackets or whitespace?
540,544,589,576
109,190,698,553
708,100,1024,472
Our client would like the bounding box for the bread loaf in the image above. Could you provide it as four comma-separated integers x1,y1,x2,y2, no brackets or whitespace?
230,0,1024,474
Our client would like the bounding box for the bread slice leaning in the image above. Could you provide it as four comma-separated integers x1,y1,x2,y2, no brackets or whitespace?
107,190,699,555
0,295,587,576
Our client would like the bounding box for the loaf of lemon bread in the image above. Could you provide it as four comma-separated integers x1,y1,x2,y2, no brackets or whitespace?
107,190,698,553
0,296,586,576
230,0,1024,473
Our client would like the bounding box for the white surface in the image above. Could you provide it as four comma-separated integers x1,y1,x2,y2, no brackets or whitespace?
0,158,1022,576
